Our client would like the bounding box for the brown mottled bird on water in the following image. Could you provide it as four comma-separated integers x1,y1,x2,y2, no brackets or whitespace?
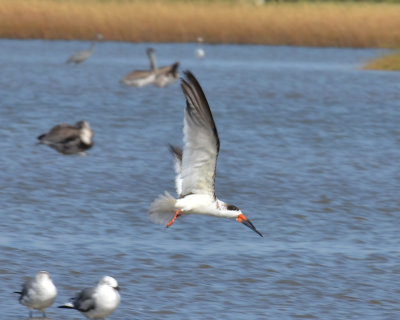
37,121,94,155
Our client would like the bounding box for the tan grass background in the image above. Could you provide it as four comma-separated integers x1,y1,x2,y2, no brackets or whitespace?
1,0,400,47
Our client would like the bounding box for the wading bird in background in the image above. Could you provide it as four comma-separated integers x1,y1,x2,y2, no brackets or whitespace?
14,271,57,319
154,60,180,87
121,48,158,87
121,47,179,88
58,276,120,320
66,33,103,64
149,71,263,237
37,120,94,155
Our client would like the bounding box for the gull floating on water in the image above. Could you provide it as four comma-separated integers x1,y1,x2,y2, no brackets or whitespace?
14,271,57,319
37,120,94,155
121,47,179,88
66,33,104,64
58,276,121,320
149,71,263,237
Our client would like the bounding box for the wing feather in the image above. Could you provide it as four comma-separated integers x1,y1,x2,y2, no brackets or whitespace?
169,145,183,196
180,71,219,197
74,288,96,312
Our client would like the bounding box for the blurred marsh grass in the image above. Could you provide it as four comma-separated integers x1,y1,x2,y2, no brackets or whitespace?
0,0,400,47
363,51,400,71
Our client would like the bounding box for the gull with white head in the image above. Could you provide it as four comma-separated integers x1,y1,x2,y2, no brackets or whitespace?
14,270,57,318
149,71,263,237
58,276,121,319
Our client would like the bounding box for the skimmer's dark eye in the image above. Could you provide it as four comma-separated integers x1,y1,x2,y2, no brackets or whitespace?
227,204,240,211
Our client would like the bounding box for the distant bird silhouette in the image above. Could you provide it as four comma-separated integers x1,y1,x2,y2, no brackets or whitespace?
196,37,205,59
66,34,103,64
14,271,57,319
37,120,94,155
121,47,179,88
59,276,120,320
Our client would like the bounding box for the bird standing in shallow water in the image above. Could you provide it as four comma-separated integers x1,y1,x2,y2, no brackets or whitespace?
66,33,103,64
121,48,158,87
121,47,179,88
58,276,120,320
14,271,57,318
37,120,94,155
149,71,263,237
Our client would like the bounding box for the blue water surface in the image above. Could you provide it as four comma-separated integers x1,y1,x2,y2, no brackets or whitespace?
0,40,399,319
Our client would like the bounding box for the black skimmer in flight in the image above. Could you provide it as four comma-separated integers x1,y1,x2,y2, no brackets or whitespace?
149,71,263,237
